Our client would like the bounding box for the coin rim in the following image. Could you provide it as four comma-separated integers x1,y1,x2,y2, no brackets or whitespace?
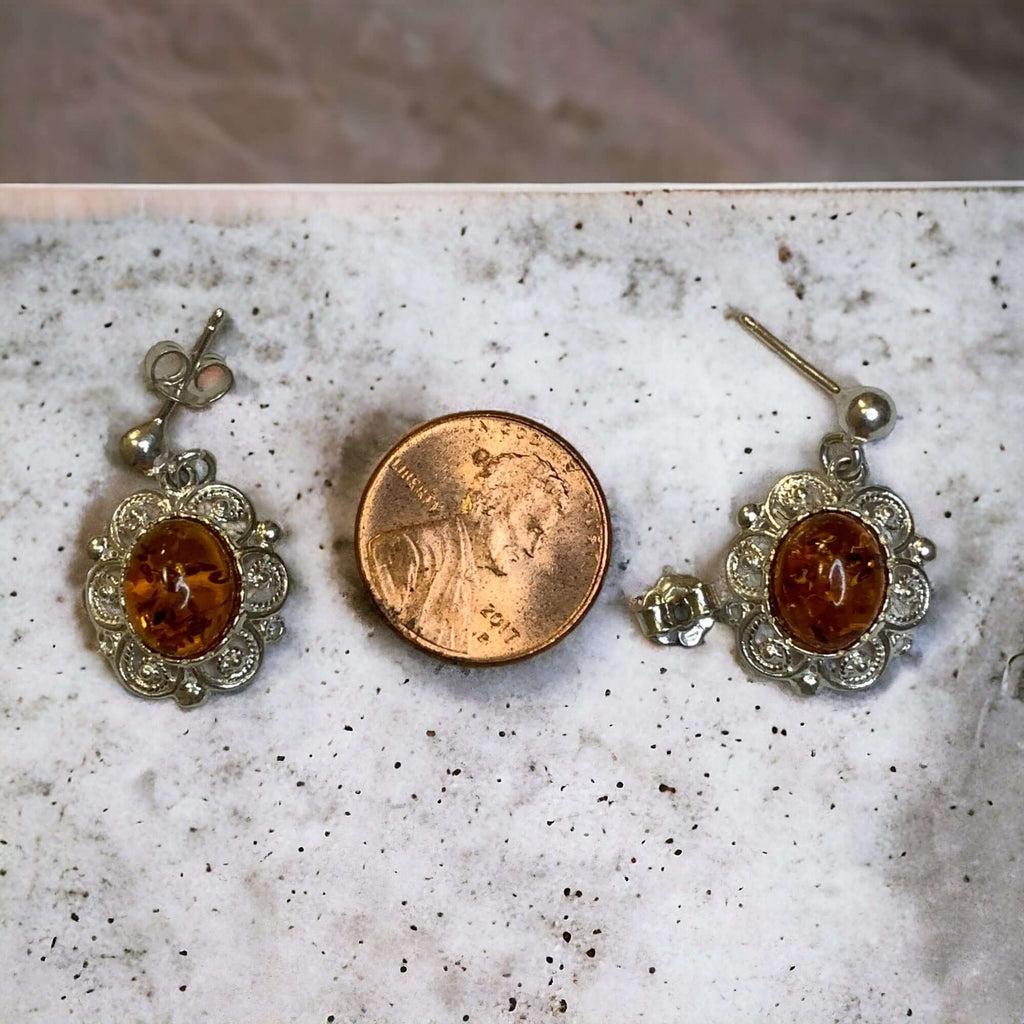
354,409,612,666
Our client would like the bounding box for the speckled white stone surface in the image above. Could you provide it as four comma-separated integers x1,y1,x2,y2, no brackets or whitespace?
1,185,1022,1023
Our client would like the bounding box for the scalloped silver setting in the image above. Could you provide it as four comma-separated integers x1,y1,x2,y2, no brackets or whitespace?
724,474,932,694
85,478,288,708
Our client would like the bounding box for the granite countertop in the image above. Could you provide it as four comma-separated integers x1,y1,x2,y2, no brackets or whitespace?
1,184,1022,1023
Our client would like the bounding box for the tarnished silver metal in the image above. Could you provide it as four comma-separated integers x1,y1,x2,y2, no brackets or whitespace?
737,503,762,529
635,312,935,695
85,309,289,708
839,386,896,443
718,469,933,694
819,432,866,486
634,571,718,648
736,313,842,396
910,535,937,563
735,313,900,444
159,448,217,491
120,308,231,474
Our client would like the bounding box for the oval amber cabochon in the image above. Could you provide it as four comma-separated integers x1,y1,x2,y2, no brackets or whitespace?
768,510,888,655
123,517,241,660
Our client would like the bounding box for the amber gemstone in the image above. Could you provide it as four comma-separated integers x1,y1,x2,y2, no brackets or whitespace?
123,517,240,660
768,511,887,655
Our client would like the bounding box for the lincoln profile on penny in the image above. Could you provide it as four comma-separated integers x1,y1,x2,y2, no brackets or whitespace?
368,449,570,652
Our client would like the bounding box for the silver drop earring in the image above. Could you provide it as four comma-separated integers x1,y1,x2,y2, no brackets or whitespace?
84,309,290,708
634,313,936,695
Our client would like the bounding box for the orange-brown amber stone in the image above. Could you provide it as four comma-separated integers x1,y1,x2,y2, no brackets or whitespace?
123,517,240,660
769,511,887,655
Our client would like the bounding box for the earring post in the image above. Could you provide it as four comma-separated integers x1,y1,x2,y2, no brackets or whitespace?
190,307,226,367
735,313,842,396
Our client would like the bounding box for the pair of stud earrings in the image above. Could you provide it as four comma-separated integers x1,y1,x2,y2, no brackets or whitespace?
84,308,935,707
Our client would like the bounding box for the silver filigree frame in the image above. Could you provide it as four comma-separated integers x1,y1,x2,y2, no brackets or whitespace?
721,459,932,695
84,451,289,708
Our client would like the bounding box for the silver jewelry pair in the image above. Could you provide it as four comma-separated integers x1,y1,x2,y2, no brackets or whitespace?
84,308,934,707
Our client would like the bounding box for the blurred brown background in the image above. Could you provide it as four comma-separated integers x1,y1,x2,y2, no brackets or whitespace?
2,0,1022,182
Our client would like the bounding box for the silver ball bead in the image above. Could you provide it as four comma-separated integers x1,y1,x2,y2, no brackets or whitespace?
87,536,108,560
737,503,761,529
120,416,167,472
911,535,937,562
840,387,896,443
258,520,282,545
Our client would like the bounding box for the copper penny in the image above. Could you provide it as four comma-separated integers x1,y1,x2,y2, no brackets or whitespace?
355,411,611,664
